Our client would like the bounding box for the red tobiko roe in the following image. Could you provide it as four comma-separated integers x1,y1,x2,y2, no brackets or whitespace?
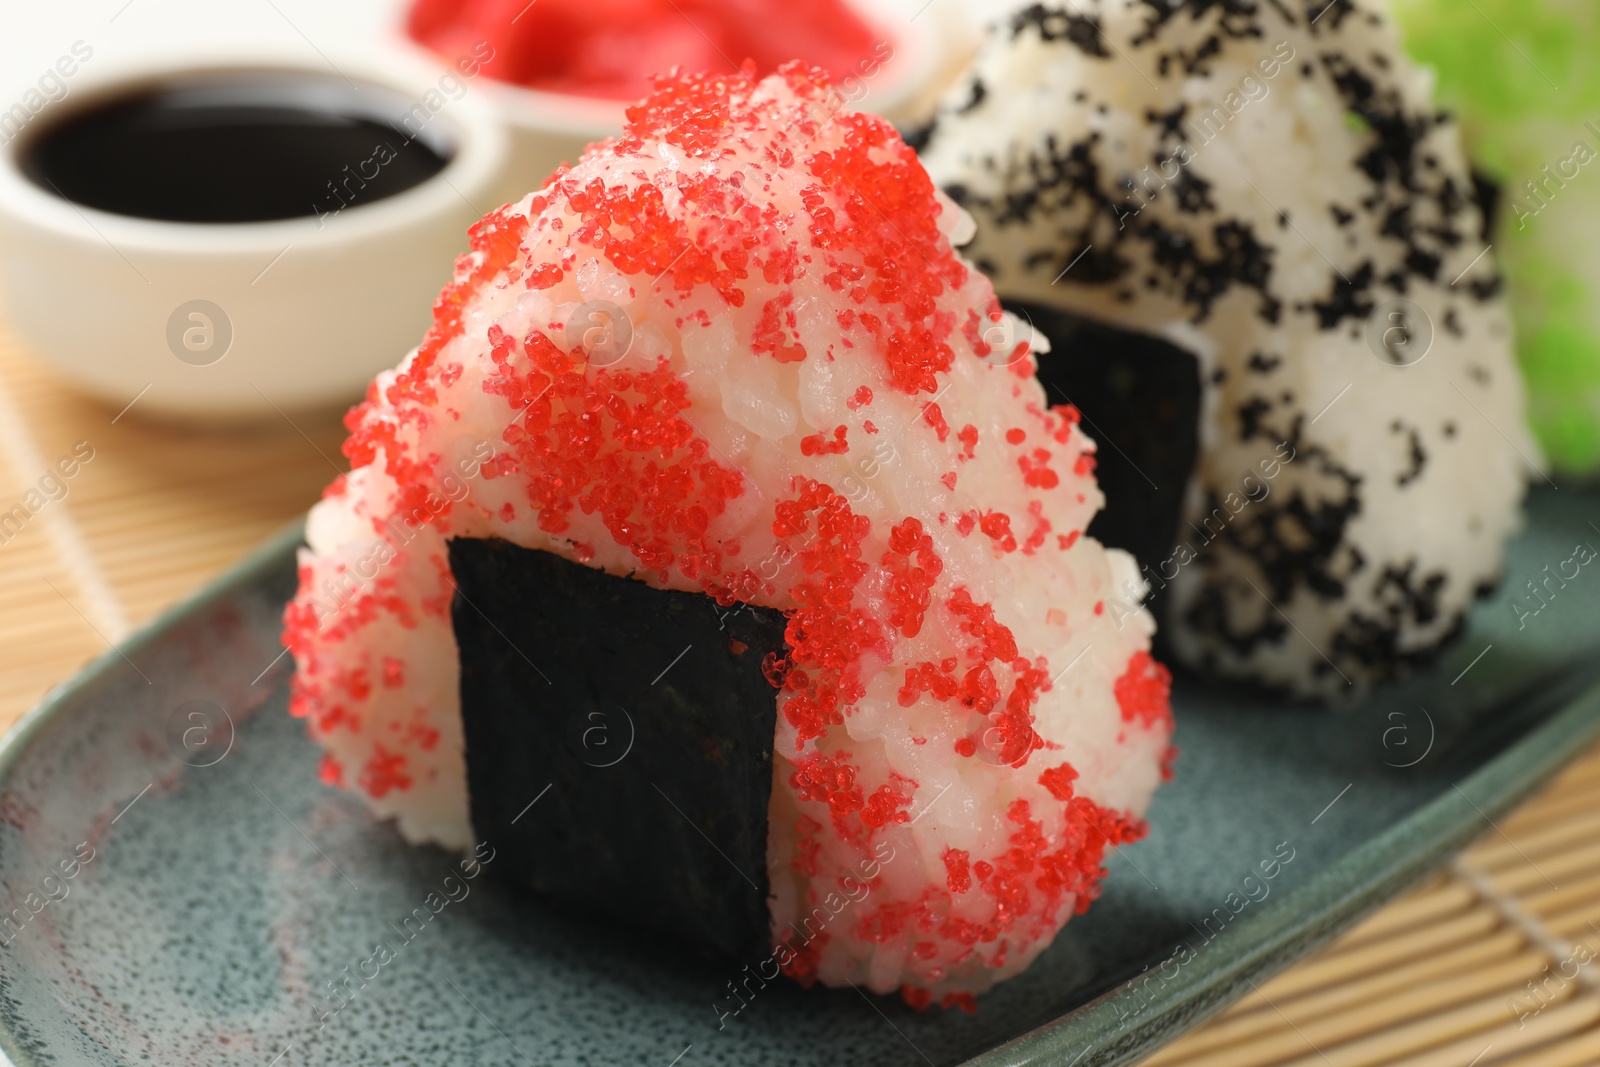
406,0,887,102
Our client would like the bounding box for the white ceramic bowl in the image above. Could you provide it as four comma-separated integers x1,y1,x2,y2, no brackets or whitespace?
387,0,944,192
0,46,510,419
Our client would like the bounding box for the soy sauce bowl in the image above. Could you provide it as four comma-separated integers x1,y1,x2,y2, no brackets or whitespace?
0,49,511,420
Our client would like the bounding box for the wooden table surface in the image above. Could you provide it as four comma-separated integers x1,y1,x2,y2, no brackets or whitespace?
2,321,1600,1066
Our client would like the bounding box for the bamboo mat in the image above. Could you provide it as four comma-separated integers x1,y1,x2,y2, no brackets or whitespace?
1,323,1599,1066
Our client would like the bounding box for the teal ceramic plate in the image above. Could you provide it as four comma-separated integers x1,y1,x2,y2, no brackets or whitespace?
1,487,1598,1067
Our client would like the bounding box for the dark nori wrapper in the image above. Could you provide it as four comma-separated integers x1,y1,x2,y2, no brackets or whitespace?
1010,301,1201,579
449,537,788,962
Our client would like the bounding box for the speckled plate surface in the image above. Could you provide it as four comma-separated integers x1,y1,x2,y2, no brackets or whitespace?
1,486,1598,1067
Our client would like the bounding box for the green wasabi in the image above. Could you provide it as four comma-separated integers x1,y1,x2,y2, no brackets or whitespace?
1394,0,1600,474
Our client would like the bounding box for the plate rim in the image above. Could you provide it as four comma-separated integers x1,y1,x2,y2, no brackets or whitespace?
964,676,1600,1065
0,521,307,1067
0,523,1597,1067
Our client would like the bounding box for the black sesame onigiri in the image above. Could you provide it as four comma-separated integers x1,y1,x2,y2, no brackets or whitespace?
917,0,1533,697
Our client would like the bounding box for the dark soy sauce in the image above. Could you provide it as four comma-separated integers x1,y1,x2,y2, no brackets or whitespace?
22,73,451,223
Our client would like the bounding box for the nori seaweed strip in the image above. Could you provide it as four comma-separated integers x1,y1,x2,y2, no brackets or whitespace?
450,537,788,962
1010,301,1201,578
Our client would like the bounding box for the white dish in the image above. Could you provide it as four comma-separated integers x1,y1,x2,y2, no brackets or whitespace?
386,0,945,191
0,45,509,420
